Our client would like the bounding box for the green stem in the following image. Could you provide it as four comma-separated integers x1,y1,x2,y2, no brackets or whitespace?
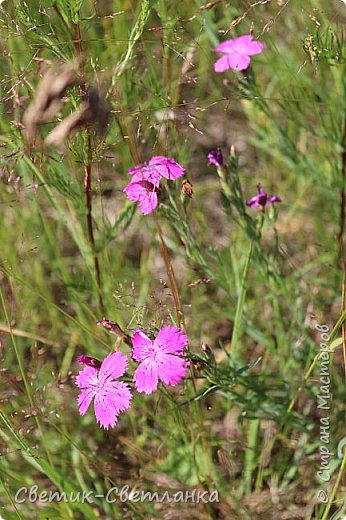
287,309,346,414
230,241,253,353
320,448,346,520
0,285,53,467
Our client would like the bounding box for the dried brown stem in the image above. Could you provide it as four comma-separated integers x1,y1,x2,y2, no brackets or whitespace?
154,215,214,483
154,216,184,328
73,23,104,313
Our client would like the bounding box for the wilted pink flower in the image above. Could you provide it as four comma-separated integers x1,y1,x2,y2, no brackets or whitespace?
77,355,101,369
124,156,185,215
214,35,265,73
131,326,188,394
246,183,281,210
76,352,132,429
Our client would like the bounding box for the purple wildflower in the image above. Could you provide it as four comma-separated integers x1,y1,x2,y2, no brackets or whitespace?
246,184,282,210
76,352,132,429
131,326,188,394
214,34,265,73
208,149,223,167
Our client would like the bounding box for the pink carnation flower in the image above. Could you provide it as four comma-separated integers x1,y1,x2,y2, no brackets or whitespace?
123,156,185,215
127,164,162,185
76,352,132,429
131,326,188,394
123,179,159,215
146,156,185,180
128,156,184,182
214,34,265,73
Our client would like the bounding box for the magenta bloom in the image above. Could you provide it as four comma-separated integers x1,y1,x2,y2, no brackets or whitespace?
127,164,160,185
131,326,188,394
214,35,265,73
128,156,184,182
208,148,223,167
146,156,185,180
76,352,132,429
123,156,185,215
123,179,159,215
246,184,282,210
